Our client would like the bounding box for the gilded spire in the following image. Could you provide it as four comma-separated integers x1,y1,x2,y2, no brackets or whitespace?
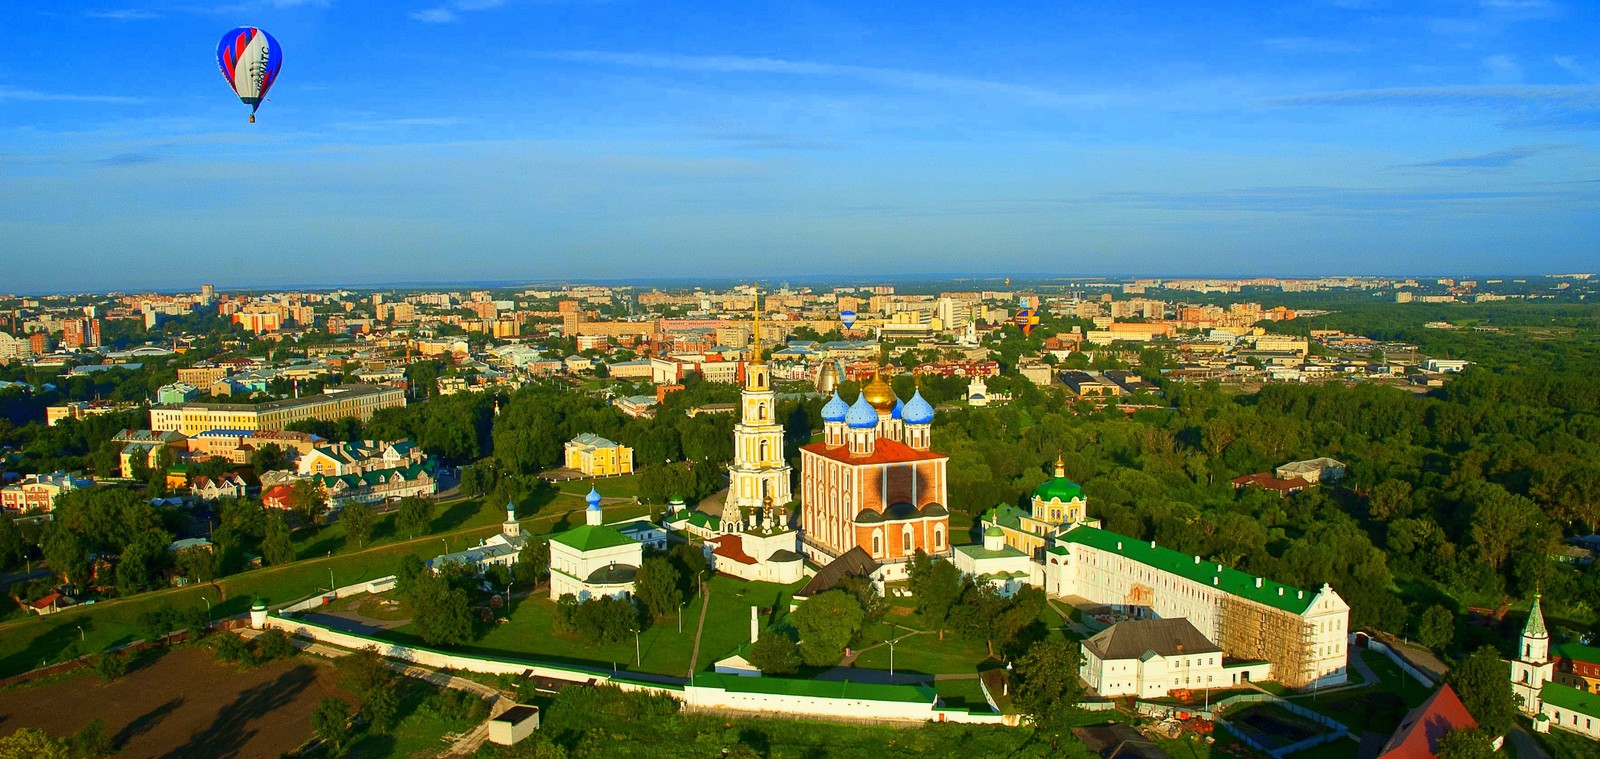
751,284,764,365
1055,452,1066,477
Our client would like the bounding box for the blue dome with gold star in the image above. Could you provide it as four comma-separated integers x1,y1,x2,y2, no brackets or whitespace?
821,391,849,423
845,394,879,429
902,389,934,425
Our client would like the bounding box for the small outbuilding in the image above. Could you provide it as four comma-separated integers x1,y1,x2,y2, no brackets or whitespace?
487,704,541,746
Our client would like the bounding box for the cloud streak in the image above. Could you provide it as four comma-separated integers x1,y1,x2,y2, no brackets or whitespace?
0,87,146,104
1400,145,1567,169
1269,85,1600,128
411,0,503,23
539,50,1070,104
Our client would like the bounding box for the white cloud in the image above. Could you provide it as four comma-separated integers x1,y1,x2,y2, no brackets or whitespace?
85,9,159,20
1483,54,1523,84
412,0,503,22
0,87,147,104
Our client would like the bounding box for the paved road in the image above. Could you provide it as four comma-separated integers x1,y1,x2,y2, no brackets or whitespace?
1506,726,1552,759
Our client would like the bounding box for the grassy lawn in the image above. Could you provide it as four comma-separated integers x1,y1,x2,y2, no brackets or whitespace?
934,678,993,712
1358,649,1434,707
293,497,505,561
554,472,644,500
1535,724,1600,758
853,632,994,676
0,498,651,680
374,575,801,679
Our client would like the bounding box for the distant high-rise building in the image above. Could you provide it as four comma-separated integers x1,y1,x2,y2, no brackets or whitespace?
61,318,101,350
201,283,215,304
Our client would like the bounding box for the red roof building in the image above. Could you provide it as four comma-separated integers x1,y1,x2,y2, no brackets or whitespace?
1377,684,1479,759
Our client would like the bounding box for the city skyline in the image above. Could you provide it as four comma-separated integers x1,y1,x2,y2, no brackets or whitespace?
2,0,1598,290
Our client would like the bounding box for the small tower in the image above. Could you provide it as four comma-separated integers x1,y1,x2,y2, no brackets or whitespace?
821,391,849,448
902,389,934,451
502,499,523,539
1511,594,1555,713
585,487,603,526
983,525,1006,552
844,394,879,456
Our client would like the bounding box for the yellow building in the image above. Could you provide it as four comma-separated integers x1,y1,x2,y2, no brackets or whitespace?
149,384,406,436
564,434,634,476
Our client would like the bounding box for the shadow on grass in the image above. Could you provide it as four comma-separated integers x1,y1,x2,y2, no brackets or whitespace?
433,500,485,533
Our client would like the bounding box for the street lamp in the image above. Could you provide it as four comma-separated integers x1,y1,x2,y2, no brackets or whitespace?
76,624,85,642
633,627,641,667
440,537,449,556
888,623,898,680
679,600,687,634
327,567,335,593
202,597,212,629
506,580,514,610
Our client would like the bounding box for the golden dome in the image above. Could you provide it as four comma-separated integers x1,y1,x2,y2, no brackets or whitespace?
862,371,898,412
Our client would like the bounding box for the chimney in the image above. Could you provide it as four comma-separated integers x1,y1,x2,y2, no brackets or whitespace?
1255,578,1263,589
1116,541,1122,551
750,606,760,646
1212,577,1219,586
1278,588,1284,596
1194,556,1200,565
1149,540,1155,548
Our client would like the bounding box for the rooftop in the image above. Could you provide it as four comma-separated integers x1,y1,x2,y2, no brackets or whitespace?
1059,525,1319,614
1083,618,1221,661
549,524,637,552
800,437,947,466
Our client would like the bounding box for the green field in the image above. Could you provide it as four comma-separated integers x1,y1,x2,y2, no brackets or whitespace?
933,678,993,712
376,575,801,678
554,471,644,500
0,498,651,680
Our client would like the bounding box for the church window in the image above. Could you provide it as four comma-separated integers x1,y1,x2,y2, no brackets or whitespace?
760,440,770,462
758,402,767,420
934,527,944,550
903,527,914,555
872,532,882,557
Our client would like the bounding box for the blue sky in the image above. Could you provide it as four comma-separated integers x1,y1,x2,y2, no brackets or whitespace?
1,0,1597,291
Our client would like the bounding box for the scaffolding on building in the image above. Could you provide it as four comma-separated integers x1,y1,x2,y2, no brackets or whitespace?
1217,595,1313,688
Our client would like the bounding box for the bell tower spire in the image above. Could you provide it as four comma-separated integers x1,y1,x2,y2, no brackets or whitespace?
751,284,764,366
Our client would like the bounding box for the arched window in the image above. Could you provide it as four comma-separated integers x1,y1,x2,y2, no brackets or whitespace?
903,527,914,555
758,402,767,420
759,440,770,462
934,527,944,550
872,532,882,557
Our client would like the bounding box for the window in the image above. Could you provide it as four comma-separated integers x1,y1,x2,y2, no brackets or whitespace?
934,527,945,550
903,527,914,555
872,533,882,556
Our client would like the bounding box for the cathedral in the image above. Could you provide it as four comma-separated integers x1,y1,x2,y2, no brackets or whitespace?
799,371,952,578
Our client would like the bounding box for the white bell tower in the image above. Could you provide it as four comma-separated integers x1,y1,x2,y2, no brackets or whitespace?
724,286,792,531
1511,594,1554,714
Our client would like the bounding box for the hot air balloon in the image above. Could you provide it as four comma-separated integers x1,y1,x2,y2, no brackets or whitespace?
840,310,857,329
1014,307,1040,336
217,27,282,123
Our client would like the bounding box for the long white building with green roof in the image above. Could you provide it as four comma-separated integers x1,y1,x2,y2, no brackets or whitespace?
965,459,1351,689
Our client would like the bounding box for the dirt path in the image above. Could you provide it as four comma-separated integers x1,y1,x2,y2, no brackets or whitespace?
687,580,713,675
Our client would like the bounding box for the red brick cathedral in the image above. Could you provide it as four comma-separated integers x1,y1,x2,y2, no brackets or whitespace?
800,372,951,577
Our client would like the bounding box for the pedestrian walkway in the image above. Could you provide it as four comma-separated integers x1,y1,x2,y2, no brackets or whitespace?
687,581,713,675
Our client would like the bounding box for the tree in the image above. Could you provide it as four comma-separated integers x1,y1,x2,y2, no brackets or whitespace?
336,646,395,698
250,443,287,474
1445,646,1516,736
212,632,254,665
363,685,400,734
409,572,474,647
1419,605,1454,651
0,728,69,759
907,552,965,639
69,719,111,758
512,538,551,587
42,529,88,586
174,545,218,584
749,629,802,675
1013,639,1085,732
137,608,176,646
288,479,326,524
93,651,127,682
396,552,427,595
790,590,864,667
254,629,297,661
634,556,683,620
0,515,24,570
263,511,296,566
311,697,352,753
1436,727,1495,759
396,495,434,539
340,502,375,549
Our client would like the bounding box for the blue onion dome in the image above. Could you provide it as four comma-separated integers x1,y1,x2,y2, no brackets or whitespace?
902,389,935,425
506,500,517,514
586,487,602,509
845,394,880,429
891,397,905,420
820,391,849,423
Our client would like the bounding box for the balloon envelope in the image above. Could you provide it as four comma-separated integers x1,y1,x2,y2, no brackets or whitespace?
217,27,283,114
840,310,857,328
1014,309,1034,336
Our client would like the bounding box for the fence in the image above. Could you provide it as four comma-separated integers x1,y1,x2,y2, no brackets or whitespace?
278,576,399,614
1211,692,1349,758
1359,635,1437,687
259,614,1018,726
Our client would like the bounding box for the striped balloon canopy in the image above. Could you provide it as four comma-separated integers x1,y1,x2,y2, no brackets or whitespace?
217,27,283,122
